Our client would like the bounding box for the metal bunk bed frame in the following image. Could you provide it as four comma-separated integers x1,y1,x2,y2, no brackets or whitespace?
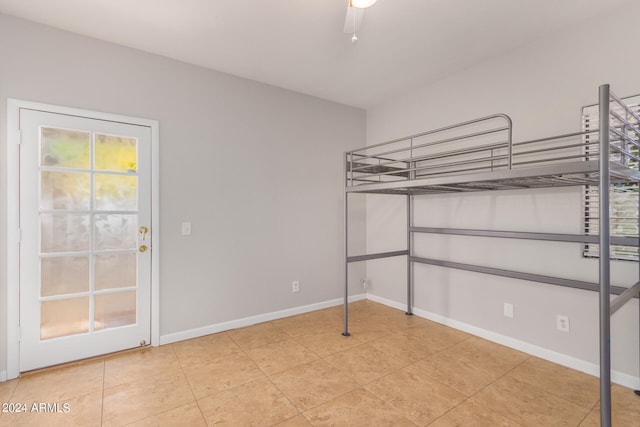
342,84,640,427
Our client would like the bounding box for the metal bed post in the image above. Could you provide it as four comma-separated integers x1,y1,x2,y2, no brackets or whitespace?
637,117,640,398
406,145,415,316
636,104,640,399
406,192,413,315
599,83,612,427
506,116,513,170
637,173,640,397
343,152,350,337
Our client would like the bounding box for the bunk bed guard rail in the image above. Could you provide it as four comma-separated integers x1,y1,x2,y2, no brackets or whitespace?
345,114,513,191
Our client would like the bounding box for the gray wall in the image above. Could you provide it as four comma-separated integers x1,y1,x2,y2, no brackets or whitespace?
0,13,366,375
365,4,640,382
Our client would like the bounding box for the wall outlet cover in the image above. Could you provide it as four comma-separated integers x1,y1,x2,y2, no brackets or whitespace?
557,315,570,332
181,222,192,236
503,302,514,318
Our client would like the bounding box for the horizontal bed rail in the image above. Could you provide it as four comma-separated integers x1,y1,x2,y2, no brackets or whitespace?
410,256,632,296
410,226,640,246
346,250,408,263
610,280,640,315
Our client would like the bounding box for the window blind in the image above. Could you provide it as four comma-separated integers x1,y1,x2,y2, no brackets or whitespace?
583,96,640,261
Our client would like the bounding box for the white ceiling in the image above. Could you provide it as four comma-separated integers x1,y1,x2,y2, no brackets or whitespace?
0,0,634,109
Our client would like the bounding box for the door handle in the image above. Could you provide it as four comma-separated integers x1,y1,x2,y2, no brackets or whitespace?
139,245,148,253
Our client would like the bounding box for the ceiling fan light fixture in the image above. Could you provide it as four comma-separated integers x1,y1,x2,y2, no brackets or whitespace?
350,0,377,9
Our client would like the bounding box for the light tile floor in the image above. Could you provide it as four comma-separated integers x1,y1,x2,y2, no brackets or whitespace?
1,300,639,426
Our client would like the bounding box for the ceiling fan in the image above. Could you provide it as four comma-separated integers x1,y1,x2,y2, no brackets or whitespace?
343,0,378,43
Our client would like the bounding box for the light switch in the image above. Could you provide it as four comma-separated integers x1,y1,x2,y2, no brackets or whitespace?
181,222,192,236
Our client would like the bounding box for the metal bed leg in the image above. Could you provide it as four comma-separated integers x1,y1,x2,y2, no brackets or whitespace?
406,193,413,316
343,190,350,337
636,293,640,396
598,83,612,427
637,171,640,397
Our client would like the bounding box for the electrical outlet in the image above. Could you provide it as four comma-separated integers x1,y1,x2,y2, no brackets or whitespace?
361,279,368,291
503,302,514,318
181,222,192,236
557,315,570,332
292,281,300,293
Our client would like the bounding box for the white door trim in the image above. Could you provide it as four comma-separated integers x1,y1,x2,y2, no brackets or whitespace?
6,99,160,380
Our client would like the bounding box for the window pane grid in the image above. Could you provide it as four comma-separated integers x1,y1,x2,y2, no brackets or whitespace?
38,126,139,340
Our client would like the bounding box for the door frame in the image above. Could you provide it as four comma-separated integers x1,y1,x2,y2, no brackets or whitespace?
6,99,160,380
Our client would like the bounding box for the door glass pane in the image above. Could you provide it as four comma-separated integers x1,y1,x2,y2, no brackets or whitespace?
95,134,137,172
95,291,136,331
41,297,90,340
41,214,90,253
41,127,90,169
41,171,90,211
94,214,137,250
95,174,137,211
41,256,89,296
95,253,137,290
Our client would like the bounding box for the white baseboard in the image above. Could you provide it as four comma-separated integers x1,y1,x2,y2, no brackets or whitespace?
160,293,367,345
158,290,638,390
0,370,6,382
366,293,640,390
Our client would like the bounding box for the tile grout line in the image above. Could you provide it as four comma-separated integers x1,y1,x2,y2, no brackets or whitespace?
423,396,471,427
103,346,196,427
181,331,267,407
259,317,372,424
264,329,318,419
266,340,360,415
228,331,279,379
358,325,521,426
170,343,209,426
316,334,426,426
461,354,532,426
419,356,529,427
12,359,107,426
100,359,105,427
325,319,472,388
263,375,303,424
2,376,20,405
222,330,306,426
580,391,602,426
356,344,470,426
500,355,600,417
576,408,594,426
463,353,531,397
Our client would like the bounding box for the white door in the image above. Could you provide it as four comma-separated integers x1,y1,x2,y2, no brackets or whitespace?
19,108,152,371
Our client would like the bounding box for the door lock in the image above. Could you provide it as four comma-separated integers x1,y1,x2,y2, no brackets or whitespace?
139,226,148,241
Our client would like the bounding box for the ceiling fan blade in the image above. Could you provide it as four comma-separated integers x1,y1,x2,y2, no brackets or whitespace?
343,5,364,34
